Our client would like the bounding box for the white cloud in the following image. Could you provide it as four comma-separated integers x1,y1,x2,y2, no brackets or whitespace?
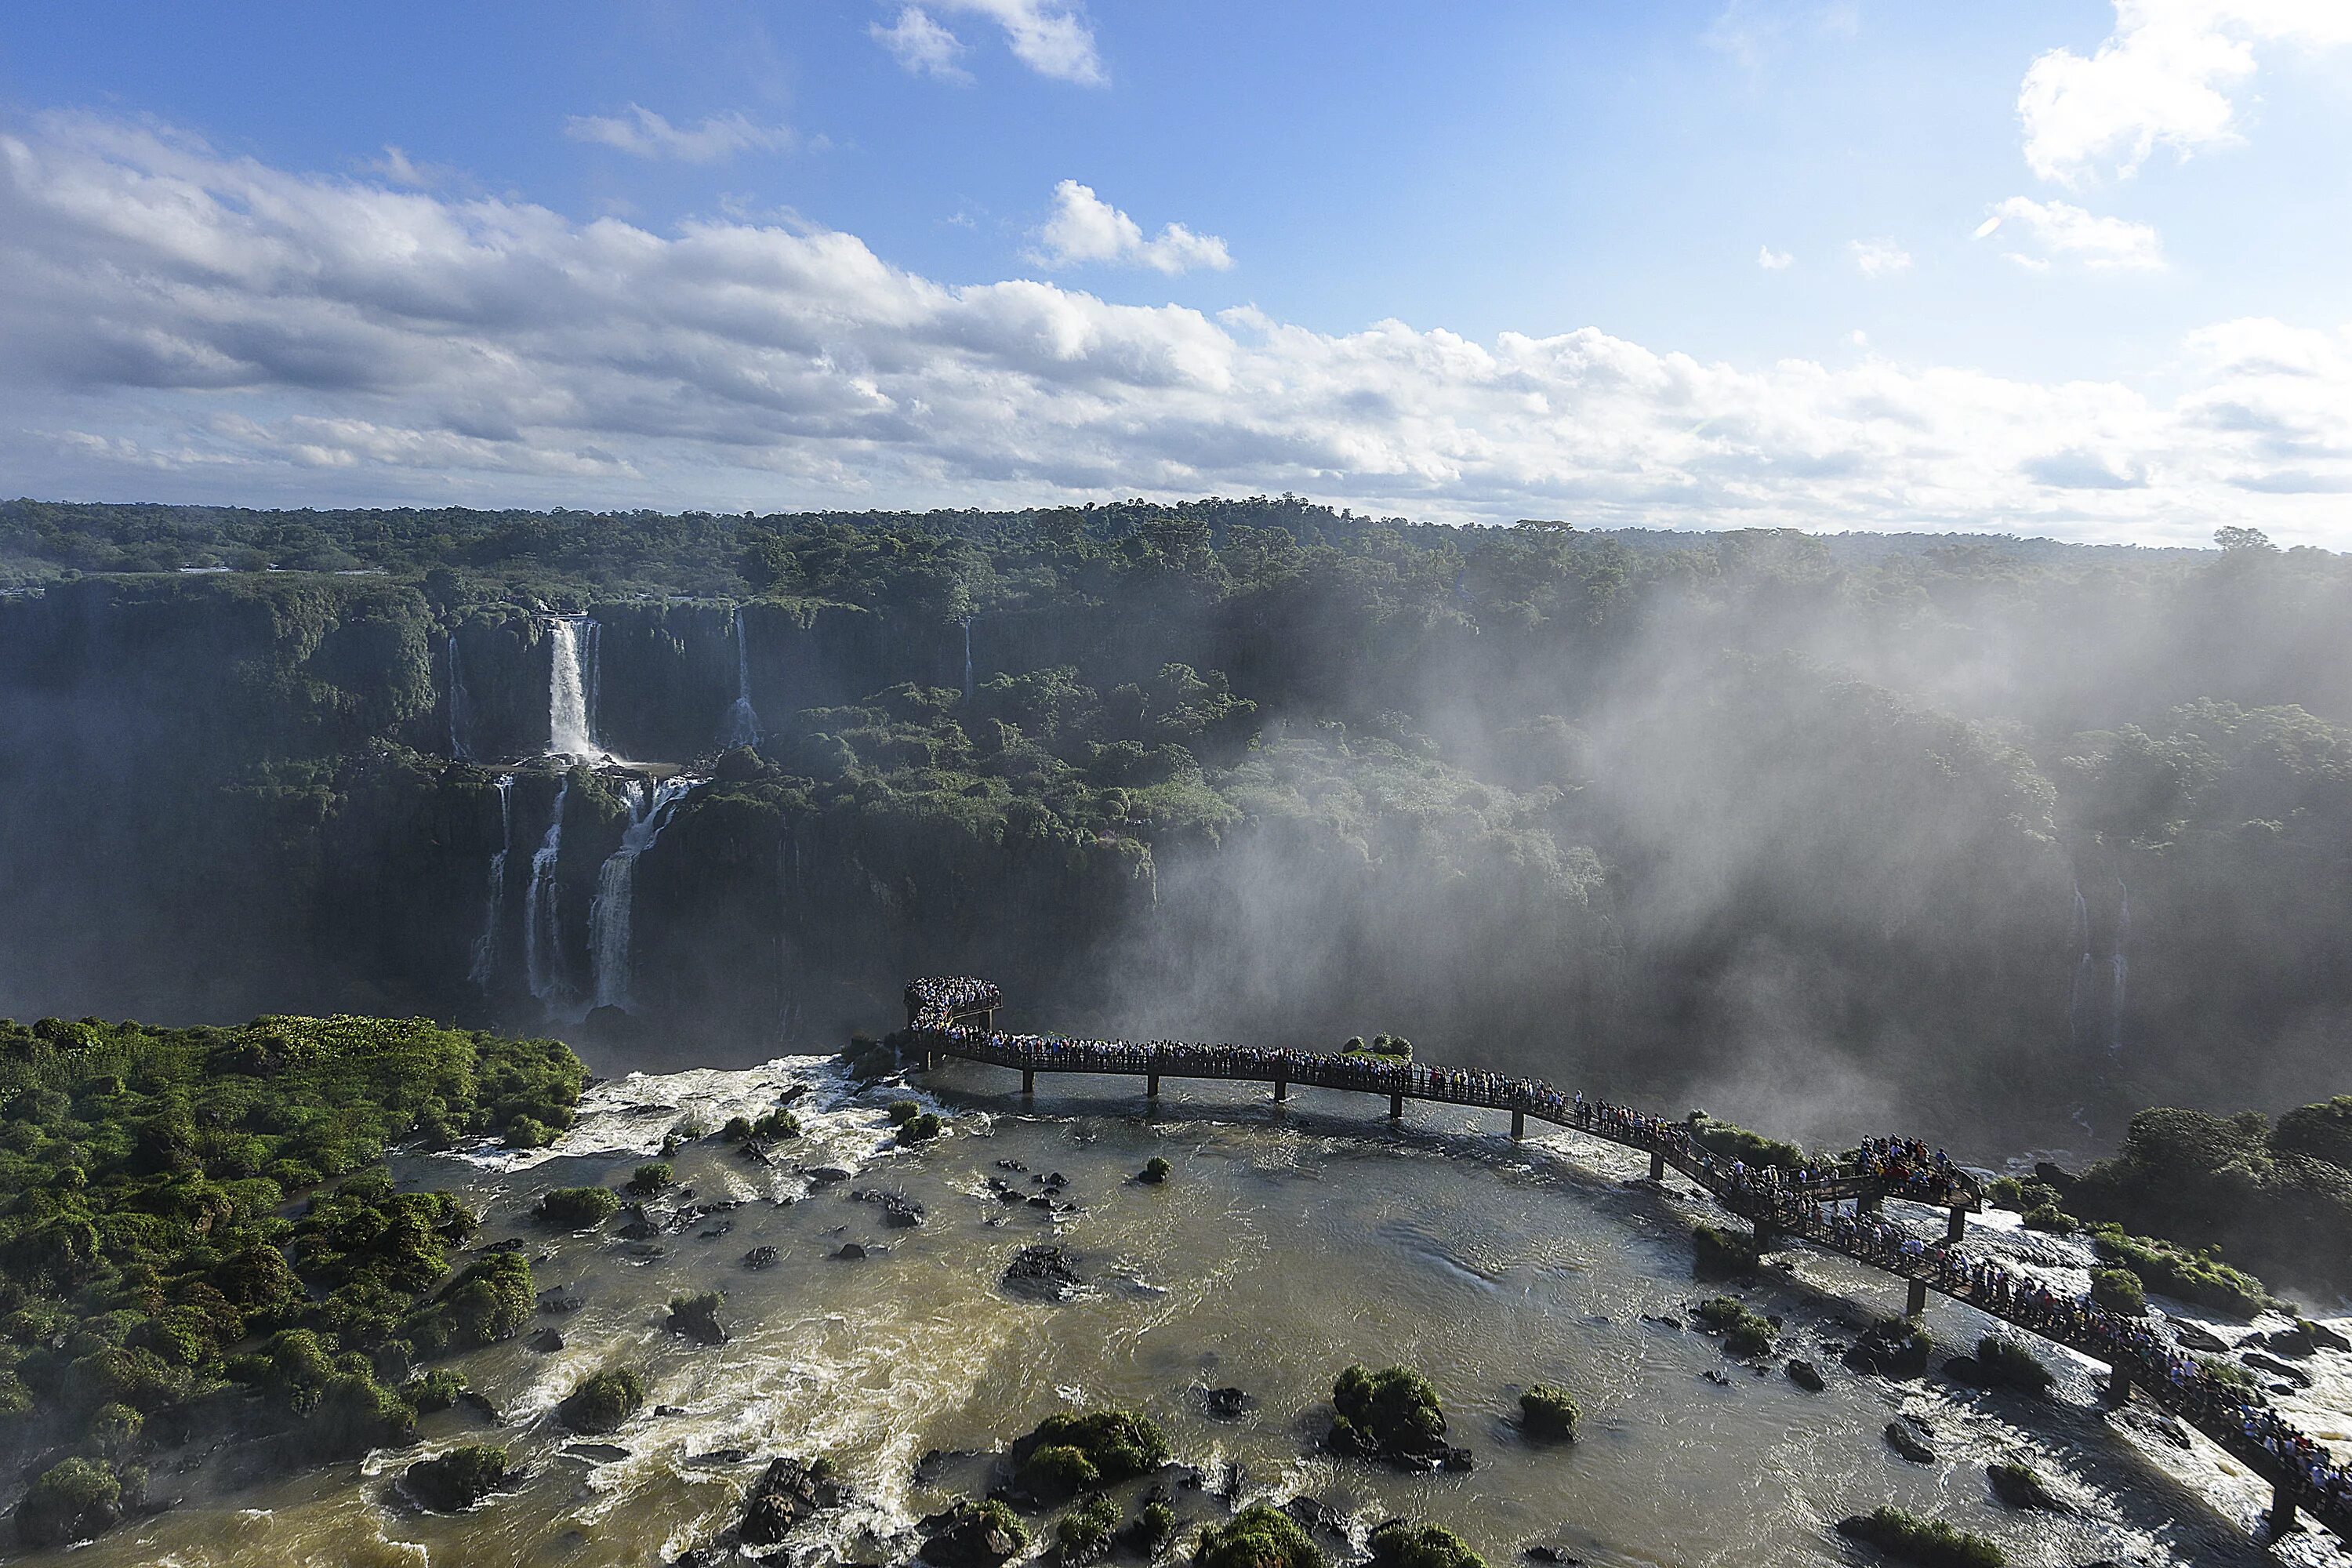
873,7,971,82
2019,1,2352,186
1,111,2348,545
1757,245,1793,270
1974,197,2165,270
564,106,795,162
1033,180,1232,274
918,0,1105,85
1849,238,1911,278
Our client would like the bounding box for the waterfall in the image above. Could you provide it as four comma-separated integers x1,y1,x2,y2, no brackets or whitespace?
447,634,474,762
724,607,762,749
547,616,605,763
468,775,514,988
2108,880,2131,1054
2067,880,2093,1047
961,615,975,702
523,777,573,1011
588,774,700,1013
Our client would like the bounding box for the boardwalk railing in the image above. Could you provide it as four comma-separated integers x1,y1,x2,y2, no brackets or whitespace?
899,979,2350,1544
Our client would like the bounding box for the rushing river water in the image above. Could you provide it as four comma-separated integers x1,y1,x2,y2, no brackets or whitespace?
48,1058,2352,1568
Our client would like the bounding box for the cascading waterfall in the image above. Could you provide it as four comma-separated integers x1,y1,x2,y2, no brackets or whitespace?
961,615,975,702
2108,879,2131,1054
724,607,762,749
469,775,514,988
2067,879,2093,1047
447,634,474,762
547,616,606,762
587,774,700,1013
523,778,572,1011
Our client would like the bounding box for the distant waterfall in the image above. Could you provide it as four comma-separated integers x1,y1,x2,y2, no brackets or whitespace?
2067,880,2094,1047
523,777,573,1010
547,616,605,762
961,615,975,702
468,775,514,987
588,774,699,1012
447,634,474,762
2108,880,2131,1054
724,608,761,749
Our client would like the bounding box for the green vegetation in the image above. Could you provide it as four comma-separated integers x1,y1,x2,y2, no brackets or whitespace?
1194,1504,1325,1568
897,1112,945,1145
626,1162,674,1196
535,1185,622,1227
404,1443,509,1512
887,1099,921,1125
402,1367,467,1413
1987,1460,2061,1511
1696,1297,1775,1357
1055,1494,1121,1562
753,1108,802,1140
1139,1156,1172,1185
2020,1203,2078,1234
2084,1225,2272,1317
557,1367,648,1433
1691,1221,1762,1278
1517,1385,1578,1441
1690,1113,1805,1171
0,1013,579,1541
2089,1268,2147,1315
1345,1034,1414,1062
1972,1336,2053,1394
666,1291,728,1345
1330,1364,1449,1460
1834,1507,2005,1568
1136,1500,1177,1549
1368,1521,1486,1568
1014,1408,1170,1497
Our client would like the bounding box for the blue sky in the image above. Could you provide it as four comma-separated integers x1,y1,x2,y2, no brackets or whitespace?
2,2,2349,543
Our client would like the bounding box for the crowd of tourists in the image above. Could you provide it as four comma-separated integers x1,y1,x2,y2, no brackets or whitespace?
906,976,1000,1025
913,1003,2352,1526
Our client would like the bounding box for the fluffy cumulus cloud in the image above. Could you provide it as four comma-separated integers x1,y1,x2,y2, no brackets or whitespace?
1973,197,2165,270
1849,238,1911,279
2,113,2349,543
2020,0,2352,185
563,105,796,162
877,0,1104,85
1756,245,1793,270
1033,180,1232,274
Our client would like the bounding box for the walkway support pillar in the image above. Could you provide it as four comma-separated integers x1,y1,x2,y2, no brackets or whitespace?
1021,1069,1035,1097
2105,1366,2131,1403
1273,1076,1287,1104
1147,1073,1160,1100
1946,1207,1967,1243
1905,1278,1929,1318
2268,1482,2297,1540
1512,1109,1526,1140
1648,1149,1666,1181
1390,1094,1403,1121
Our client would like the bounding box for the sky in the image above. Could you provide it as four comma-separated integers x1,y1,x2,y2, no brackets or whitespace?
2,1,2349,544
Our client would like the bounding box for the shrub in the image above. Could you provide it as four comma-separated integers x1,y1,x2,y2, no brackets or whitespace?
557,1367,647,1433
89,1401,143,1459
887,1100,920,1126
1695,1297,1773,1357
402,1368,466,1413
896,1112,943,1145
1140,1156,1172,1185
1023,1443,1099,1497
1692,1221,1760,1278
408,1251,532,1352
1135,1500,1177,1548
404,1443,508,1512
1019,1409,1169,1484
753,1108,800,1140
13,1457,121,1548
723,1116,754,1142
1973,1336,2052,1394
2020,1204,2077,1234
1332,1364,1447,1458
1056,1494,1121,1561
2089,1267,2146,1316
1518,1384,1578,1440
503,1116,555,1150
2087,1225,2271,1316
535,1185,620,1227
310,1369,418,1457
1833,1507,2005,1568
1195,1504,1325,1568
1368,1520,1486,1568
626,1163,673,1196
1689,1114,1805,1170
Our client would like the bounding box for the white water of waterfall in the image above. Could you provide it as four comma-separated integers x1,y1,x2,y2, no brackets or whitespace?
587,774,700,1013
523,778,572,1010
2067,880,2093,1047
724,608,761,749
447,635,474,761
961,615,975,702
468,775,514,987
546,617,606,762
2108,880,2131,1054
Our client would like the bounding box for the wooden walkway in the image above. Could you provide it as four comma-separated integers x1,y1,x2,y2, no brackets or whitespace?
901,978,2350,1544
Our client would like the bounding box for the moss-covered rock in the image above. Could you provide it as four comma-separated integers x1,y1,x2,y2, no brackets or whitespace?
1833,1507,2004,1567
1367,1520,1486,1568
535,1185,621,1226
13,1457,122,1548
557,1367,647,1433
1517,1385,1577,1441
1330,1365,1455,1465
404,1443,508,1512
